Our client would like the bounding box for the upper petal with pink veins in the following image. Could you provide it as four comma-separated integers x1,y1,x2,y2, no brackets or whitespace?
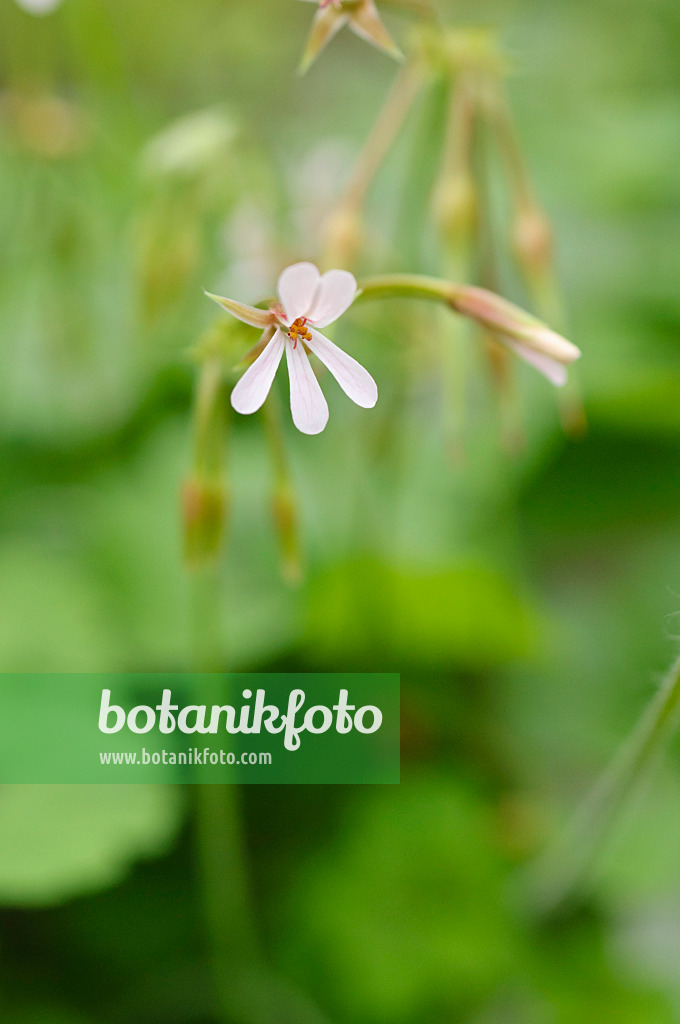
277,262,321,323
307,269,357,328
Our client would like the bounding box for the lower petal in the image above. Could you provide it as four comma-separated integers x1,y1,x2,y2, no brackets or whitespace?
307,329,378,408
230,330,285,414
506,338,568,387
285,338,329,434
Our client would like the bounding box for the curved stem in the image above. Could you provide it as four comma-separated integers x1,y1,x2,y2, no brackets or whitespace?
356,272,458,305
355,273,579,366
529,651,680,915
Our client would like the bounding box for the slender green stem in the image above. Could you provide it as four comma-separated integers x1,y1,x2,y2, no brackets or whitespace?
262,391,303,585
431,77,478,459
191,618,266,1024
482,84,587,437
186,362,329,1024
187,361,264,1023
484,86,536,212
189,564,263,1023
356,272,458,305
355,274,579,368
473,104,527,452
195,773,263,1024
340,58,424,212
529,651,680,915
193,357,228,481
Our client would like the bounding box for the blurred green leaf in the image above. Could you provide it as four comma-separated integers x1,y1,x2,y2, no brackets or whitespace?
277,773,522,1021
305,558,538,668
0,785,183,906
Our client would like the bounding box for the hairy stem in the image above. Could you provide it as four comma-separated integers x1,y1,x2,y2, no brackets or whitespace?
529,651,680,914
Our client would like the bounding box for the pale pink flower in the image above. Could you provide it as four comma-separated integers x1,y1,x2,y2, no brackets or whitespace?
449,286,581,387
207,262,378,435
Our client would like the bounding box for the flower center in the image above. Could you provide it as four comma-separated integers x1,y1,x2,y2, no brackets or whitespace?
287,317,312,348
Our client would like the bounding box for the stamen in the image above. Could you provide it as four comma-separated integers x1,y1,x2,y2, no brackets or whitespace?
288,317,311,349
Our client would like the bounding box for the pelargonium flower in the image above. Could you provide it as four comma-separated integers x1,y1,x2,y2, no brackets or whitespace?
207,262,377,435
298,0,403,75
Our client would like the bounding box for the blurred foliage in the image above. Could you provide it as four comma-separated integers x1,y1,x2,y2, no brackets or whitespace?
0,785,183,907
1,0,680,1021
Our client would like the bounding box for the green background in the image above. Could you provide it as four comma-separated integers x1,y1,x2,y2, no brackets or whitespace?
1,0,680,1021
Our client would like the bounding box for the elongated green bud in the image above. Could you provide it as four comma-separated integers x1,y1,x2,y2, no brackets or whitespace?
182,476,228,568
432,173,477,249
184,356,229,567
272,485,303,586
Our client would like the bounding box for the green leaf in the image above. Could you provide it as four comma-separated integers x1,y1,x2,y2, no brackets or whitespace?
0,784,183,906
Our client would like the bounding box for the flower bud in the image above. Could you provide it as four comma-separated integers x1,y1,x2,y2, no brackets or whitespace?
512,204,553,281
182,477,228,568
4,92,88,159
321,205,364,270
449,286,580,366
431,173,477,248
272,486,303,586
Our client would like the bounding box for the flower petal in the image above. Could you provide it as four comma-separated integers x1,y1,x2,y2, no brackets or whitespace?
285,338,329,434
505,338,568,387
205,291,276,329
307,269,358,328
277,262,321,322
308,329,377,408
298,7,348,75
230,329,285,414
347,0,403,61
